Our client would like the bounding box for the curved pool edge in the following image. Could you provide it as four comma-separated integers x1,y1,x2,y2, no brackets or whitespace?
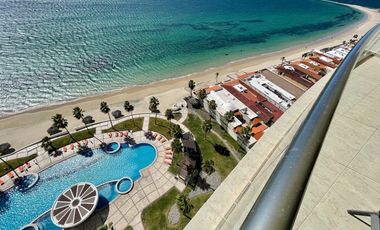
115,177,134,194
20,141,160,228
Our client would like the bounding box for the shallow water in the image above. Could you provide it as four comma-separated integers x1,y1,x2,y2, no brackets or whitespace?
0,0,363,116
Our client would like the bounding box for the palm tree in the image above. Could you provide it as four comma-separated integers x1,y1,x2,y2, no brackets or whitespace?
208,100,217,120
188,80,196,97
100,101,113,129
171,138,182,154
165,109,174,121
215,72,219,83
202,120,212,140
170,124,182,139
203,160,215,175
239,125,252,144
41,136,55,154
52,114,77,143
124,101,135,125
177,194,193,217
73,107,103,143
281,56,286,64
197,89,207,102
224,111,234,123
149,97,160,124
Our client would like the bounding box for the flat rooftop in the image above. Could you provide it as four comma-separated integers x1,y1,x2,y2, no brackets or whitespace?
260,69,305,99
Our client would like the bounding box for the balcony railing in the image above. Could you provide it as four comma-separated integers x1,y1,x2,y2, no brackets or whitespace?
241,24,380,230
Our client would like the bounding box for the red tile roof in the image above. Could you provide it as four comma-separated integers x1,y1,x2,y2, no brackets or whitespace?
276,66,314,88
204,85,223,94
252,124,268,134
291,62,322,81
310,56,337,69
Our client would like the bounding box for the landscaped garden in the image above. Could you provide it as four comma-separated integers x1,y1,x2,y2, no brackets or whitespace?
0,154,37,176
196,109,246,158
141,188,212,230
148,118,174,139
102,117,143,133
51,128,96,149
184,114,237,179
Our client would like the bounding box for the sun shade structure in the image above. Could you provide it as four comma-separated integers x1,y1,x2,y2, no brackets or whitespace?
51,183,98,228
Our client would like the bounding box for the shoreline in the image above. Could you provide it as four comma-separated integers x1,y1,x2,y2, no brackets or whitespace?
0,1,367,120
0,3,378,150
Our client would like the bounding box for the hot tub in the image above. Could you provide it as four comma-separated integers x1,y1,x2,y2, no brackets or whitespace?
115,177,133,194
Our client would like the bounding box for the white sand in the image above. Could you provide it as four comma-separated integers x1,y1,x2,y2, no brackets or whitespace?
0,3,378,150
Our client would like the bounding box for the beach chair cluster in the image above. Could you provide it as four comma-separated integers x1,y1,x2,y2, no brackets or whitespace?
155,133,167,144
163,145,172,165
62,139,90,153
108,131,129,138
0,161,32,186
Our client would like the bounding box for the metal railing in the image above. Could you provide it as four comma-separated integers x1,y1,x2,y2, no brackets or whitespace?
241,24,380,230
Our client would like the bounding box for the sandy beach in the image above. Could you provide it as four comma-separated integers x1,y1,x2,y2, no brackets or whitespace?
0,3,378,150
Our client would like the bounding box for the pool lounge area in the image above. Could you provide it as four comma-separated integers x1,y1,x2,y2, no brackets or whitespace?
1,142,156,230
0,117,189,230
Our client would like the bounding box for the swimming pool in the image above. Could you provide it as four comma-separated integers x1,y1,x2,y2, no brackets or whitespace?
0,143,156,230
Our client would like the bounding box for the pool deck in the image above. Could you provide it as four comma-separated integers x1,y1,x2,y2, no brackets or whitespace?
73,131,186,230
0,114,188,230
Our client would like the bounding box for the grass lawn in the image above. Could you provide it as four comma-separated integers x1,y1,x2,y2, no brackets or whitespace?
168,151,184,175
184,114,237,178
210,120,246,158
173,113,182,121
51,128,96,149
0,154,37,176
196,110,246,158
148,118,173,139
102,117,143,133
141,187,212,230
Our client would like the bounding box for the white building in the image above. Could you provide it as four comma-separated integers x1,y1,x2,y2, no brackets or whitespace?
244,74,296,111
204,86,258,148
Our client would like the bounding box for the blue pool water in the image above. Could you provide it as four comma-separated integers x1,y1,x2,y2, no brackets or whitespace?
0,143,156,230
96,182,119,210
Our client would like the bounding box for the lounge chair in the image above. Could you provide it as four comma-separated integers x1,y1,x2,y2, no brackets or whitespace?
165,155,172,159
165,151,173,155
18,166,24,173
164,146,172,151
70,143,75,150
63,146,67,152
7,172,14,179
160,138,166,143
157,135,162,141
123,131,128,137
152,132,157,138
25,162,31,168
0,178,4,186
108,133,112,138
119,132,123,137
164,159,172,165
115,132,119,137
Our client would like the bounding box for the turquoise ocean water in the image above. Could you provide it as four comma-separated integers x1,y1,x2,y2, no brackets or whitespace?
0,0,363,116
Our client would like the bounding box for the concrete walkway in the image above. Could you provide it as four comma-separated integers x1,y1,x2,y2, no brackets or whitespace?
142,116,150,131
